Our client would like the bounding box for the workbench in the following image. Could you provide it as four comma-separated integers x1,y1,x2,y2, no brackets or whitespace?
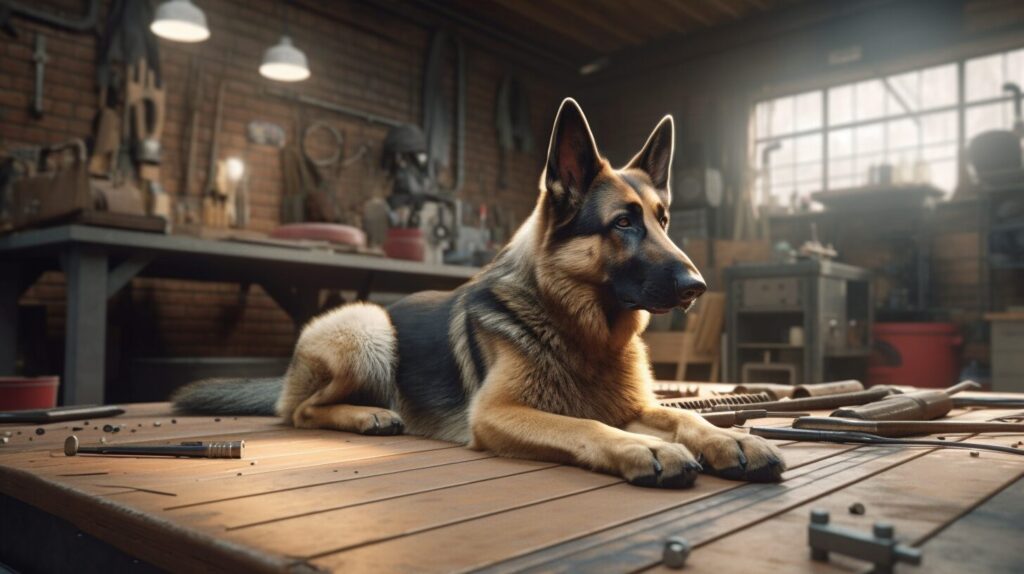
0,224,478,406
0,387,1021,573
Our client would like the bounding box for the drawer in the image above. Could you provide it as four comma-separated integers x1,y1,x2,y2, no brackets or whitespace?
740,278,801,308
992,322,1024,351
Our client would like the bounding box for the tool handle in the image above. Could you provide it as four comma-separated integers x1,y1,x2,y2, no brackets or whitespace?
794,417,1024,437
944,380,981,396
77,441,244,459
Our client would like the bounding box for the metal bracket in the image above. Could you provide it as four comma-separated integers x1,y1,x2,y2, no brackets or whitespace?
106,255,152,298
808,509,922,574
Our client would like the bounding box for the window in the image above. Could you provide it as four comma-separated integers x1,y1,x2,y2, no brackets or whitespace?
752,46,1024,206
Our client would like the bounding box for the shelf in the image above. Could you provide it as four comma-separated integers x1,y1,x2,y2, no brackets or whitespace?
737,343,803,349
736,307,804,314
824,347,872,358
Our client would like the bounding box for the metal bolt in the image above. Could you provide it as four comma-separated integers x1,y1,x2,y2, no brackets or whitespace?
663,536,690,569
848,502,866,515
873,523,894,539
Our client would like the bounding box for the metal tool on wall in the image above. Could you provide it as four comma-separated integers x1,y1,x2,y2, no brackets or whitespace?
30,33,47,118
126,60,170,221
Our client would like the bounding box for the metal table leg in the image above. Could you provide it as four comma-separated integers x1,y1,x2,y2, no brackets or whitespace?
62,246,108,405
0,262,19,375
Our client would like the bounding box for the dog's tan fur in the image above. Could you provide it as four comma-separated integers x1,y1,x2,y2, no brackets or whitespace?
259,99,786,487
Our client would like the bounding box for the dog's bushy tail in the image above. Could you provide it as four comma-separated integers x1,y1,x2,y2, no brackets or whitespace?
171,377,282,416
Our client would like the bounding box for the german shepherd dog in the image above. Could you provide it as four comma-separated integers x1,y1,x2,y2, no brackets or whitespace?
173,99,785,487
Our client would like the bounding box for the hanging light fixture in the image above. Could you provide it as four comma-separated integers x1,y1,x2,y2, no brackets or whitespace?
151,0,210,43
260,36,310,82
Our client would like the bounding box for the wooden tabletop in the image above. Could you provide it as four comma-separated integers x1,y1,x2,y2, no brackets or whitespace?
1,391,1022,573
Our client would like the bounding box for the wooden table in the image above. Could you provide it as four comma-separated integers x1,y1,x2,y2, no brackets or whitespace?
1,389,1022,573
0,225,478,405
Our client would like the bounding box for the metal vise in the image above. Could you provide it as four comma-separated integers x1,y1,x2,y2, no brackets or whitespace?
808,509,922,574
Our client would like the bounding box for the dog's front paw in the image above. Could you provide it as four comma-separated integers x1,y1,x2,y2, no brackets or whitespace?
358,410,405,435
694,431,785,483
609,438,702,489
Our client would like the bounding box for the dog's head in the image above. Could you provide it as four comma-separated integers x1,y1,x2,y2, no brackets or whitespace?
538,98,705,314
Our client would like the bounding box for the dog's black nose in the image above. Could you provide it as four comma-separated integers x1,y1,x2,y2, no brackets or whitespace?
674,272,707,304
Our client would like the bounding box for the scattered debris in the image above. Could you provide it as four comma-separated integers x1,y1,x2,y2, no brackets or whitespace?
112,426,121,433
937,436,945,441
214,418,221,422
250,461,256,466
100,437,107,443
663,536,690,569
0,437,9,445
236,472,242,476
35,428,45,435
102,424,114,432
153,421,162,427
848,502,866,515
970,451,980,458
171,419,177,424
72,426,84,431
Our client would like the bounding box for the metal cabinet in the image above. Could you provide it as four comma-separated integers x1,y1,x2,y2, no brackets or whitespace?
725,260,872,384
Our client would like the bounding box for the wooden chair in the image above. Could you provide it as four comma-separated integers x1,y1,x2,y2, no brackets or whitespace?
643,293,725,381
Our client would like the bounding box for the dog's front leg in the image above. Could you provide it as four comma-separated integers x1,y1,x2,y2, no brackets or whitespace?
626,406,786,482
469,358,701,488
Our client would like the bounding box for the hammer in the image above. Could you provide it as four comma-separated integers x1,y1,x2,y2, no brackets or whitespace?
64,436,244,459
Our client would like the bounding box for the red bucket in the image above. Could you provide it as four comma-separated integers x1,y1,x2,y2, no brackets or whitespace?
868,323,962,388
383,228,426,262
0,376,60,410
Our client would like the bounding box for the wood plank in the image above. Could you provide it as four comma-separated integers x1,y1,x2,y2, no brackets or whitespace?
112,445,483,510
225,466,619,559
919,476,1024,574
166,457,556,530
667,435,1024,573
310,442,856,573
473,409,1015,573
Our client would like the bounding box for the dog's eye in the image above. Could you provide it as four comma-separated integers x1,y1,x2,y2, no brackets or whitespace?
615,216,632,228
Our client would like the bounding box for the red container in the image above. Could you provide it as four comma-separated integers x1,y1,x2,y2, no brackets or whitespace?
383,228,426,262
868,323,963,388
0,376,60,410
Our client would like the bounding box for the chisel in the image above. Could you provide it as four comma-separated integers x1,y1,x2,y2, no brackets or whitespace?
793,416,1024,438
63,436,244,459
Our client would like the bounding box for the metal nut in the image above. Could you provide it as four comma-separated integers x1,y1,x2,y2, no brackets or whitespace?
663,536,690,569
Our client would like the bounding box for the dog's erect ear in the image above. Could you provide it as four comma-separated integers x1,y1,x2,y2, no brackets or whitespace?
543,98,601,213
627,115,674,193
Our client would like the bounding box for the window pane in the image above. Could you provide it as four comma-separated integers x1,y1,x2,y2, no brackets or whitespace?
795,134,822,163
920,64,957,109
829,128,853,158
966,53,1004,102
927,159,957,197
922,111,958,145
854,153,883,182
769,96,795,136
1008,48,1024,91
755,102,770,138
829,85,853,125
795,91,823,131
887,118,918,151
855,80,886,121
887,70,920,113
855,124,884,155
966,102,1012,140
829,158,854,178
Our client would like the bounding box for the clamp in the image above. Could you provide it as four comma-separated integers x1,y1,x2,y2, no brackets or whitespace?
808,509,922,574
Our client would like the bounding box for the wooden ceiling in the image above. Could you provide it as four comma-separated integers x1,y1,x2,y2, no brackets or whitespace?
444,0,805,67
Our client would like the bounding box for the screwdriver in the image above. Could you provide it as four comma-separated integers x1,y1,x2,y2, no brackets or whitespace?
63,435,244,459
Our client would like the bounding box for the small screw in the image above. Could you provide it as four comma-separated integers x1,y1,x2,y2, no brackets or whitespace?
35,428,45,435
663,537,690,569
970,451,980,458
153,421,162,427
848,502,865,515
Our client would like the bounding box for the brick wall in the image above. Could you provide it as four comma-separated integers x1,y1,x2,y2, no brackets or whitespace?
2,1,566,365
